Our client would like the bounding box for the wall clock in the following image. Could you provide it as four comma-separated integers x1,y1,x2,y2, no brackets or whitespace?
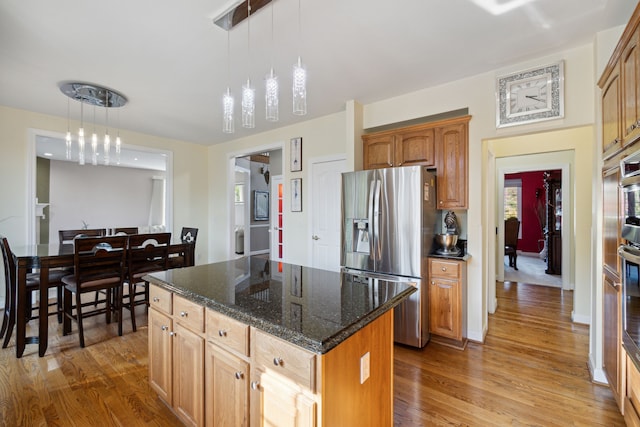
496,60,564,128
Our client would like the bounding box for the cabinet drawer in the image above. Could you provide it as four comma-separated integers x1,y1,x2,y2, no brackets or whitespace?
207,309,249,356
626,397,640,427
430,259,460,279
149,285,172,315
253,329,316,392
173,294,205,333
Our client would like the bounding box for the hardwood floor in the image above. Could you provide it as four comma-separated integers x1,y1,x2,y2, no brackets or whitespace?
394,281,624,426
0,281,625,426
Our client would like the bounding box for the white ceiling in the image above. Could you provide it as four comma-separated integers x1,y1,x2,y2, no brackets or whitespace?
0,0,636,147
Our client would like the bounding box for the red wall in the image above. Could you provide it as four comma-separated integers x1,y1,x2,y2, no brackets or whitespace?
505,171,550,253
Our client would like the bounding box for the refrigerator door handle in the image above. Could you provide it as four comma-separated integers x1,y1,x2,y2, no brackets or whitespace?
366,180,377,259
373,179,382,260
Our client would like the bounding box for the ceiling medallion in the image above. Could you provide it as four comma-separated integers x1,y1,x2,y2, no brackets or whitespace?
59,82,127,108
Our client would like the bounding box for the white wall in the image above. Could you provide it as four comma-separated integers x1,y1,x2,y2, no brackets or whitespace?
47,160,163,242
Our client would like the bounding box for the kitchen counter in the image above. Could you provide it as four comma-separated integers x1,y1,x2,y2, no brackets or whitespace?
145,256,416,354
429,252,472,261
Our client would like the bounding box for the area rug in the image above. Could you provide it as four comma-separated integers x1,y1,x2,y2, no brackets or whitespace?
504,252,562,287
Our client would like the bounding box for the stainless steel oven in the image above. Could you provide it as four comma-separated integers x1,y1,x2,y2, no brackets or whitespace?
620,245,640,367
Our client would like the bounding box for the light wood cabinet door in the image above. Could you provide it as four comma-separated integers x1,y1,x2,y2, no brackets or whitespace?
436,123,468,209
622,28,640,145
603,272,622,408
205,343,249,427
429,277,460,340
602,64,623,158
603,167,622,276
173,322,205,427
362,134,394,170
395,128,435,167
251,369,316,427
149,308,173,404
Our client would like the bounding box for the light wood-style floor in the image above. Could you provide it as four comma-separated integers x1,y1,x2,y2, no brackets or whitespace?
0,281,625,426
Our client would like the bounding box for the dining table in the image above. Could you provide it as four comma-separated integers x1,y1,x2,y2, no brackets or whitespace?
11,239,194,358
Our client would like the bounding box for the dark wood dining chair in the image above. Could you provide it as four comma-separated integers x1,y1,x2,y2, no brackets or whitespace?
125,232,171,331
505,217,520,271
0,235,67,348
168,227,198,269
113,227,138,235
58,228,107,243
61,235,128,348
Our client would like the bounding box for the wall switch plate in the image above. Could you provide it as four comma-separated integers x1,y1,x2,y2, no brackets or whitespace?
360,352,370,384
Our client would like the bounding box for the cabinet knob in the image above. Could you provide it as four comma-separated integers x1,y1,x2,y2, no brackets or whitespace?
161,325,168,331
218,330,227,337
153,297,160,302
312,235,320,240
439,200,443,205
180,311,188,317
234,371,244,380
169,331,176,337
441,267,447,271
431,281,435,285
273,357,283,367
251,381,260,390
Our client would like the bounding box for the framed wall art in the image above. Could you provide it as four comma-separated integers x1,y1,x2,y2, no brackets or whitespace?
291,178,302,212
254,190,269,220
290,137,302,172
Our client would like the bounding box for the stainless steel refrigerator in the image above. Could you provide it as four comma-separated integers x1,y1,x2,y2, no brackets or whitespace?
341,165,437,348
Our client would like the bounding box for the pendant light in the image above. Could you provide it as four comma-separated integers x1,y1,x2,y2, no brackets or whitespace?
91,106,98,165
265,1,278,122
104,106,111,165
115,108,122,164
65,97,72,160
222,30,235,134
242,0,255,128
292,0,307,116
78,101,85,165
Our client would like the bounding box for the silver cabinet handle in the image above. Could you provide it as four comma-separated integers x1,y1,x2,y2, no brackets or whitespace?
441,267,447,271
273,357,283,366
180,311,187,317
153,297,160,302
169,331,176,336
218,330,227,337
251,381,260,390
312,235,319,240
161,325,168,331
234,371,244,380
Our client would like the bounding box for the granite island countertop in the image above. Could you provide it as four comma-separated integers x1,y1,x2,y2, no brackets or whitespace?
145,256,416,355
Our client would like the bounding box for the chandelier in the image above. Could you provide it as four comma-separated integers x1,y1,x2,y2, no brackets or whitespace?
60,82,127,165
215,0,307,134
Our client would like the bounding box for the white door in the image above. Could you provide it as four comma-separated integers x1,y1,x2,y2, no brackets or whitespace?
310,158,347,271
270,175,284,262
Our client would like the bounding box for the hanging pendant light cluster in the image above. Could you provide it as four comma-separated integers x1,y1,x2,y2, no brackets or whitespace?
217,0,307,134
60,82,127,166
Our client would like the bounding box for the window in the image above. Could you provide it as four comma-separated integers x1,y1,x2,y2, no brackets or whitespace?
235,183,244,203
504,178,522,237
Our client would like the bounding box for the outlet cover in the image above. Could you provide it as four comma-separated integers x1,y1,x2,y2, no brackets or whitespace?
360,352,370,384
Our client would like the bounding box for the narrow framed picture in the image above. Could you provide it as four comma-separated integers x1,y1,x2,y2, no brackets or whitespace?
290,265,302,297
290,137,302,172
291,178,302,212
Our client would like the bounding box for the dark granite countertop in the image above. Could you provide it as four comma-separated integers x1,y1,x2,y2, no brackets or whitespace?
144,256,416,355
428,252,472,261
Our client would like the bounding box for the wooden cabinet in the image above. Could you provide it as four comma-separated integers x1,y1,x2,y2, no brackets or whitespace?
436,121,468,209
362,116,470,208
205,342,249,427
362,127,434,170
602,64,623,158
627,354,640,426
428,258,467,349
603,166,622,276
623,28,640,146
603,271,622,410
148,285,205,427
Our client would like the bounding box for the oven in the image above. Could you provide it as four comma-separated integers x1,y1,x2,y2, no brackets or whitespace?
620,244,640,367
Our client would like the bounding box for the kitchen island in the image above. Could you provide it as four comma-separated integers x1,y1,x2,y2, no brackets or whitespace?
144,256,416,427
